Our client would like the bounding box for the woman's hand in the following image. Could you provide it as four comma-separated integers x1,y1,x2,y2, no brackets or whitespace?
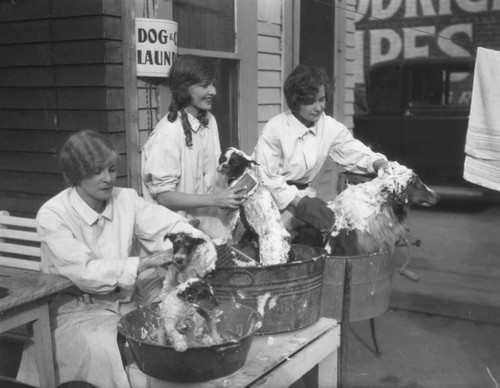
138,249,173,273
212,186,248,209
373,158,388,172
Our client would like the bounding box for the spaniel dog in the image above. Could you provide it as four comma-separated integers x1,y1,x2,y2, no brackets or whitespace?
326,161,440,280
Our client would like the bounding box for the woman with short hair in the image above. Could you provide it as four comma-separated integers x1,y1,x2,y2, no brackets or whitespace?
253,64,388,239
16,129,207,388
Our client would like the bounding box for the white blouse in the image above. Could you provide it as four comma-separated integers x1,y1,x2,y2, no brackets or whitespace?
254,111,386,210
142,110,234,239
36,186,189,294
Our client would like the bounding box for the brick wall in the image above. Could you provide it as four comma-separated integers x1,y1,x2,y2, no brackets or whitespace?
354,0,500,87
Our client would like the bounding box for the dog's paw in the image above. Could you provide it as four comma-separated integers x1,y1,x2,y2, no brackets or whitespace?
173,338,188,352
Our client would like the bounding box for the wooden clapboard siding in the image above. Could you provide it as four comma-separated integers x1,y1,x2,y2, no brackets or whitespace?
0,88,124,110
0,192,52,218
344,0,356,130
258,88,281,105
257,0,284,133
0,16,121,45
0,0,121,21
0,0,126,217
0,65,123,88
258,104,281,123
0,152,126,175
258,70,281,88
0,41,123,67
0,170,127,196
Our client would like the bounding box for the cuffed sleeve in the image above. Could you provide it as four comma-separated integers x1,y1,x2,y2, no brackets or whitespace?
328,123,387,174
141,118,184,199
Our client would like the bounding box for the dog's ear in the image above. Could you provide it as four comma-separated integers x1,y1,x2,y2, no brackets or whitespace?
191,237,205,246
250,160,260,166
164,233,176,242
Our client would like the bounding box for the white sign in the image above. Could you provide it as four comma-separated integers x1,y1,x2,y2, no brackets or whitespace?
135,18,178,77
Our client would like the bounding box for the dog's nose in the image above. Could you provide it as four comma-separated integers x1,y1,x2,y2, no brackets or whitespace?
174,255,185,266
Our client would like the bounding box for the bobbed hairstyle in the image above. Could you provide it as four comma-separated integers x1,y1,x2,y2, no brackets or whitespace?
166,55,218,148
60,130,117,187
284,64,332,112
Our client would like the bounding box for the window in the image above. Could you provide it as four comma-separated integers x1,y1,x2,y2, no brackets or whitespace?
447,70,473,106
171,0,246,150
408,64,473,107
173,0,235,52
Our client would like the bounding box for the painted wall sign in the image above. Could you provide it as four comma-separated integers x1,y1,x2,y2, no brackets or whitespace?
354,0,500,84
135,18,178,77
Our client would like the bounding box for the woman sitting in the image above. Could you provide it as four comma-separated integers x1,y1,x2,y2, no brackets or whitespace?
16,130,207,388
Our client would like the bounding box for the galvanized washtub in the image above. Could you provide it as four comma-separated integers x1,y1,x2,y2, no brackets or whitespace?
321,249,394,322
209,244,327,335
117,302,262,382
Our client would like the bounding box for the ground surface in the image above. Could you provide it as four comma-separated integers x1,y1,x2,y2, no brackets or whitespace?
347,308,500,388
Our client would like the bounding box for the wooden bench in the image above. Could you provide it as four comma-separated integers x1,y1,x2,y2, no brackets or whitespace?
0,210,72,387
0,210,41,271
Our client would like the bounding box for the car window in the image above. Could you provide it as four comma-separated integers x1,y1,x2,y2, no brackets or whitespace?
448,70,473,105
367,64,403,111
408,67,443,106
408,65,473,108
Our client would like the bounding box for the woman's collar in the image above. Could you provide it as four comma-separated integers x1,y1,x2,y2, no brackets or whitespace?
185,109,209,132
69,188,114,225
289,111,319,138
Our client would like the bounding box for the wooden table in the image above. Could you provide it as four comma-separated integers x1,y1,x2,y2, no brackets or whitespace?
0,266,73,388
127,317,340,388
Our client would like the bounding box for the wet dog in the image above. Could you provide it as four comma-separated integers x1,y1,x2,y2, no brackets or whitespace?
217,147,291,265
326,162,440,280
161,232,217,294
159,278,222,351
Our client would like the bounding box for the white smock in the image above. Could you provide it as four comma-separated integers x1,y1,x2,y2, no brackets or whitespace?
16,187,197,388
253,111,386,226
142,111,234,240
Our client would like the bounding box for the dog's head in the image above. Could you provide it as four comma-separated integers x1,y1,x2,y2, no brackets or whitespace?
378,162,440,207
165,233,206,270
217,147,258,184
176,278,219,311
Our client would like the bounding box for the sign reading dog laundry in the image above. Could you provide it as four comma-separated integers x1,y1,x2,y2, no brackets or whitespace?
135,18,178,77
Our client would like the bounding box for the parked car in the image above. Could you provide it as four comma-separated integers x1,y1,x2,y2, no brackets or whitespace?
353,57,493,199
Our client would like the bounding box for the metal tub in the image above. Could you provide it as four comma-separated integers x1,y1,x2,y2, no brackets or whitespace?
117,302,261,382
321,250,394,322
209,244,327,334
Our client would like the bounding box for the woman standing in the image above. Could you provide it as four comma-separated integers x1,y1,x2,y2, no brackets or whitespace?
16,130,207,388
253,64,388,238
142,55,246,240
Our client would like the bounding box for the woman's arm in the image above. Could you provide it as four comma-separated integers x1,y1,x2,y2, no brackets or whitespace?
156,187,246,211
328,120,387,174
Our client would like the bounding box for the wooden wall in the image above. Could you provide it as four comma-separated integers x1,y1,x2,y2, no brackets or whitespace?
0,0,126,217
344,0,356,131
256,0,284,134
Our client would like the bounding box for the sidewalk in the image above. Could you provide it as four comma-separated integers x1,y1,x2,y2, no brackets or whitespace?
346,308,500,388
345,202,500,388
390,202,500,324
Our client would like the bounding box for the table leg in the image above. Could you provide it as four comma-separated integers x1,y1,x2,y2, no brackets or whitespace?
337,258,353,388
318,346,338,388
32,297,56,388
